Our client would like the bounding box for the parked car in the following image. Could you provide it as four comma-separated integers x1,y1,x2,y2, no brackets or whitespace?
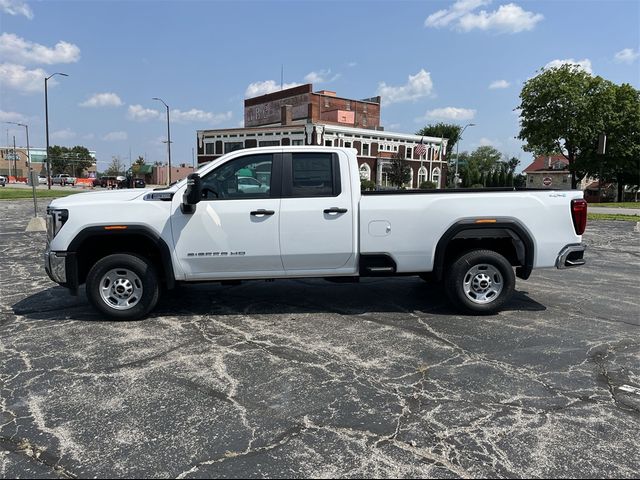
51,174,76,186
237,176,268,194
38,175,47,185
133,178,146,188
0,175,6,187
44,146,587,320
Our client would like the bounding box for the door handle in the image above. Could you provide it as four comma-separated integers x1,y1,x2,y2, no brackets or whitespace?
324,207,348,214
250,209,275,216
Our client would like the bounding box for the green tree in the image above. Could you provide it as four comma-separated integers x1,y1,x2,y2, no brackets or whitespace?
517,64,615,189
105,156,125,176
577,82,640,200
49,145,94,177
131,155,146,176
385,151,412,188
416,122,461,160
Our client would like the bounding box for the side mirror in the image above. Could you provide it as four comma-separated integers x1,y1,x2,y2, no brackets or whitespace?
181,173,202,214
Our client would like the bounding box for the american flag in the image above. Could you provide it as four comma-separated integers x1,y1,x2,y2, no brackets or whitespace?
414,138,426,158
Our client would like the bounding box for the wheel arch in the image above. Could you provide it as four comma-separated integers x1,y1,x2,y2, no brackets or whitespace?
67,226,175,290
433,218,535,281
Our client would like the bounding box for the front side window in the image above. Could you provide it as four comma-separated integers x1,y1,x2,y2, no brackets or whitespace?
200,154,273,200
291,153,335,197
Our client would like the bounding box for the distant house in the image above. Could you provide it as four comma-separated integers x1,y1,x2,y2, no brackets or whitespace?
523,155,572,189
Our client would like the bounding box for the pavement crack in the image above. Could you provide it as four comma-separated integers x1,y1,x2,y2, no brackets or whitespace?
0,436,77,479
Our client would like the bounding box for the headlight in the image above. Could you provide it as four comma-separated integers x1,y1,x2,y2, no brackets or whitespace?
46,208,69,240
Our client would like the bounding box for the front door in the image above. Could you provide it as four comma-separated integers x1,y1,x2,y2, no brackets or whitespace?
171,153,284,280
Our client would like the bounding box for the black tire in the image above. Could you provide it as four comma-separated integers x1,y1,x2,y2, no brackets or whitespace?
86,253,159,320
445,249,515,315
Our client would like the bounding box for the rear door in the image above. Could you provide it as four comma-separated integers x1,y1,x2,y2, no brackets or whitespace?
279,151,356,274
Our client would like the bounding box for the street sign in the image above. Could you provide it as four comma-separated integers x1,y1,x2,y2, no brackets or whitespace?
543,177,552,186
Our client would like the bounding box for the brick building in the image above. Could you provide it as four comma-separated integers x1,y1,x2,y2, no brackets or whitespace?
196,84,448,189
0,146,97,180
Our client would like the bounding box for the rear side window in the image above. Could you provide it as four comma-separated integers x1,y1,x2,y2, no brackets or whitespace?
291,153,339,197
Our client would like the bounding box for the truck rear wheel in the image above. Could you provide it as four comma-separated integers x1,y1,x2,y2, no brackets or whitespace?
86,253,159,320
445,249,515,314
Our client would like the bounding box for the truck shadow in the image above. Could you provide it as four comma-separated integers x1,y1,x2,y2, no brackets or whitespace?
12,278,545,322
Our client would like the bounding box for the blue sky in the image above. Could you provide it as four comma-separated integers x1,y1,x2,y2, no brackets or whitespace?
1,0,638,172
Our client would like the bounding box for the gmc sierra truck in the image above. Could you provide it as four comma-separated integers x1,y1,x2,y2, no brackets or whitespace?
44,146,587,320
51,174,76,186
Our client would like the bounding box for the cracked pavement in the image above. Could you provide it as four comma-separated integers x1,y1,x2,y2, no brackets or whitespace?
1,198,639,478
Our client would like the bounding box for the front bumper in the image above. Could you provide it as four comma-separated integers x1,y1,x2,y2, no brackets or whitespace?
44,246,79,294
44,248,67,283
555,243,586,269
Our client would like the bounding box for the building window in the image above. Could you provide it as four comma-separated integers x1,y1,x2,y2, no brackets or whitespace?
363,103,367,113
359,163,371,181
529,176,533,183
344,141,352,149
258,140,280,147
362,144,370,156
406,147,412,160
224,142,244,153
345,100,351,111
292,139,304,146
205,143,215,154
324,97,330,107
325,139,333,147
418,166,428,186
432,168,441,187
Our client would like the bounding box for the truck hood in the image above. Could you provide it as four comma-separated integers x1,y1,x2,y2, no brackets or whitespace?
48,188,153,208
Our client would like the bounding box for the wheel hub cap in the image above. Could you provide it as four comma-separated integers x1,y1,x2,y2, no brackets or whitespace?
99,268,143,310
463,264,503,304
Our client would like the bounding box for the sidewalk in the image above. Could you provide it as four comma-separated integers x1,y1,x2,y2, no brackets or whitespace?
589,206,640,215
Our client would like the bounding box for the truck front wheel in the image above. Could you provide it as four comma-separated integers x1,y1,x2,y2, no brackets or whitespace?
86,254,159,320
445,249,515,314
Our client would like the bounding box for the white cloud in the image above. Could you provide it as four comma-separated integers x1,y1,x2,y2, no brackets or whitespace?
0,0,33,19
489,79,510,89
171,109,232,124
0,33,80,65
426,1,543,34
0,109,27,123
83,133,95,140
103,131,128,141
80,93,123,108
377,69,434,105
0,63,50,93
245,80,301,98
51,128,76,141
479,137,502,147
347,61,358,68
459,3,543,33
128,104,161,122
425,0,490,28
422,107,476,121
304,69,340,84
544,58,592,74
614,48,639,64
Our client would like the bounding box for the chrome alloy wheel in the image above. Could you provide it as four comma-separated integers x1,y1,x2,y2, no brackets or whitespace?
99,268,143,310
462,263,504,304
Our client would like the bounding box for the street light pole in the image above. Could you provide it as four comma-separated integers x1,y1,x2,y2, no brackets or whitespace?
44,72,68,189
6,121,37,217
454,122,476,187
152,97,172,185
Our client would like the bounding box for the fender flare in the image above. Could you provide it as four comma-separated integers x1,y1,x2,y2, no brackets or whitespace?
433,218,535,281
67,225,175,290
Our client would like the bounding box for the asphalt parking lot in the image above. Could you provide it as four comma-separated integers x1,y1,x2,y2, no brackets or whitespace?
1,198,639,479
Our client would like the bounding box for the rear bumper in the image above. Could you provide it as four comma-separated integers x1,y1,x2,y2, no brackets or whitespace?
555,243,586,269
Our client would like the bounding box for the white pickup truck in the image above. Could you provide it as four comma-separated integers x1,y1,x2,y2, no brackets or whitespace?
44,146,587,319
51,174,76,186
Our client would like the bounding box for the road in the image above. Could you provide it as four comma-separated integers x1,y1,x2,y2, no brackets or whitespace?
1,199,639,478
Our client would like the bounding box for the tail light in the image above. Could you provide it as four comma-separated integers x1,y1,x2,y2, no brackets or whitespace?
571,199,587,235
